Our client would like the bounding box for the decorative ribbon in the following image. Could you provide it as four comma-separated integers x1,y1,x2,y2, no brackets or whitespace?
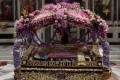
100,38,110,71
65,28,93,45
33,27,58,46
13,36,22,69
13,30,33,69
94,28,110,71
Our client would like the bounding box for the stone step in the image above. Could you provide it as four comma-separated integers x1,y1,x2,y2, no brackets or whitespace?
0,56,13,60
110,60,120,64
0,39,14,43
99,50,120,55
110,51,120,55
0,60,13,64
0,52,13,56
110,55,120,59
110,45,120,51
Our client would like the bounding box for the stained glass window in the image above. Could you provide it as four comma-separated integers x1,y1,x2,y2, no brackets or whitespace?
0,0,13,21
21,0,36,16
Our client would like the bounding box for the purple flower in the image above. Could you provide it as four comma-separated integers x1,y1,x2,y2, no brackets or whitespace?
56,9,64,19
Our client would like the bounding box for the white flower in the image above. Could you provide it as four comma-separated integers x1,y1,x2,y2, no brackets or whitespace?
55,20,58,23
97,19,100,22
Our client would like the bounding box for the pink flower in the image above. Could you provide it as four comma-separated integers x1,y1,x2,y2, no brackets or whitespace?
99,23,109,32
97,19,100,22
64,8,67,13
97,16,100,19
26,18,29,22
56,9,65,20
90,17,95,21
30,13,34,17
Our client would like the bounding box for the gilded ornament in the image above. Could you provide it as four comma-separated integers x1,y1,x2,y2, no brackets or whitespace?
1,22,8,30
29,57,33,61
103,9,110,16
22,61,26,65
22,9,28,16
98,62,102,66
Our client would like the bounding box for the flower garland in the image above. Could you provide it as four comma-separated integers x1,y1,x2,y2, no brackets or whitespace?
15,2,108,38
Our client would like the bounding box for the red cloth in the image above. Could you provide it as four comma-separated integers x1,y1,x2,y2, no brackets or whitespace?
47,53,77,58
39,52,44,57
0,62,7,66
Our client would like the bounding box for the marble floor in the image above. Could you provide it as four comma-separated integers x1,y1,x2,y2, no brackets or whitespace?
0,45,120,80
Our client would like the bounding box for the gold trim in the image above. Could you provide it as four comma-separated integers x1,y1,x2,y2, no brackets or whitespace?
29,57,33,61
22,60,102,67
19,72,104,80
21,68,103,72
22,61,26,65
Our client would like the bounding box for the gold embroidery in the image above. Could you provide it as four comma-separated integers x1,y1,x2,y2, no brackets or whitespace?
29,57,33,61
18,45,108,80
21,68,103,72
19,72,104,80
22,60,102,67
22,61,26,65
98,62,102,66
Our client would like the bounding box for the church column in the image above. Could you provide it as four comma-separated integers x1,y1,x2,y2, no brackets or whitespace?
37,0,45,43
17,0,21,18
42,0,45,7
111,0,114,27
13,0,15,21
85,0,88,9
42,0,45,42
116,0,119,27
92,0,95,12
36,0,39,10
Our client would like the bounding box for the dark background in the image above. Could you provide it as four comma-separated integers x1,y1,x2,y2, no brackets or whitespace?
45,0,82,4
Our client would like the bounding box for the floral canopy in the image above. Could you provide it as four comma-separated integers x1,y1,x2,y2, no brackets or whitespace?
13,2,110,71
15,2,108,38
